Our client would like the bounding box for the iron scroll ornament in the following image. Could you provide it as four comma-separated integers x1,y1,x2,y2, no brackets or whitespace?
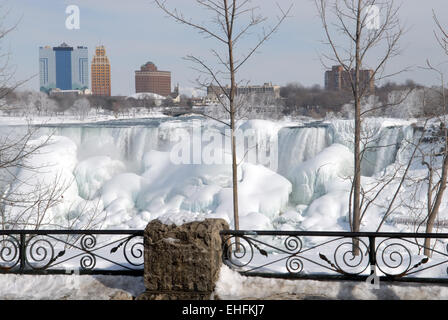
0,235,20,270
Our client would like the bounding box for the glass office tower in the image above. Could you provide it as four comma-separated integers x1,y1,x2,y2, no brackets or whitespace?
39,43,89,92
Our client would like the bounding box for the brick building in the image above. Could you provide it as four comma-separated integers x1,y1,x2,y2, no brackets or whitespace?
325,65,375,94
91,45,111,96
135,62,171,97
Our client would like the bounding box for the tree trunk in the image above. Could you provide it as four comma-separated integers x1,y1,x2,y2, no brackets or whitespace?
231,115,239,231
352,96,361,255
424,150,448,257
352,0,362,256
226,0,239,232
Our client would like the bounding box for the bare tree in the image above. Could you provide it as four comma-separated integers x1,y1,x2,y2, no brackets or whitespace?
70,97,91,121
344,11,448,257
316,0,404,241
405,12,448,256
0,8,105,234
0,10,60,231
154,0,292,230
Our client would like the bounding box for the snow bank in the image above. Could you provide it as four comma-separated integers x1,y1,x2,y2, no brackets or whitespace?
0,274,144,300
214,265,448,300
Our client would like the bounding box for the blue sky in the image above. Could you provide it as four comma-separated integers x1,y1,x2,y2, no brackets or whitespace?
4,0,448,96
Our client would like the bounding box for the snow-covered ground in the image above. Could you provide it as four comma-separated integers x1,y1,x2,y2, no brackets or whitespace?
0,109,168,126
215,266,448,300
0,274,144,300
1,265,448,300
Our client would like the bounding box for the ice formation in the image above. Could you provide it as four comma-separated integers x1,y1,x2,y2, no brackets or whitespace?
1,116,428,232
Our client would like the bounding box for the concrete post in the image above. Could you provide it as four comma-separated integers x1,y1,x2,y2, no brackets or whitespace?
137,218,229,300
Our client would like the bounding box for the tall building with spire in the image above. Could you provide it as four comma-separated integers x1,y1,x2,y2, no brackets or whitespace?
91,46,111,96
39,43,89,93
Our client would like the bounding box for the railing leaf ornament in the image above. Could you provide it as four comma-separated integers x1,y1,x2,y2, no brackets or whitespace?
48,250,66,266
319,253,344,275
408,257,429,274
252,241,268,257
110,244,120,254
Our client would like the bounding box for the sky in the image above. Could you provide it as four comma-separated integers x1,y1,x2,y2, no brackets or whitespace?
3,0,448,96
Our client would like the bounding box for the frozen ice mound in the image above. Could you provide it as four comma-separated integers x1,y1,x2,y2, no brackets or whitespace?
237,163,292,219
74,156,126,200
240,212,273,230
286,143,353,205
136,150,291,225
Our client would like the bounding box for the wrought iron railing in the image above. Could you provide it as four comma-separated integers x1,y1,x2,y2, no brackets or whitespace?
221,230,448,284
5,228,448,283
0,230,144,276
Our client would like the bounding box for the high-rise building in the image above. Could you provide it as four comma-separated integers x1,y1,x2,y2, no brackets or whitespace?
91,46,111,96
39,43,89,93
325,65,375,94
135,62,171,97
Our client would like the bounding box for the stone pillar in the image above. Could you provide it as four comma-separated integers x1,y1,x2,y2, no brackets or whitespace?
137,218,229,300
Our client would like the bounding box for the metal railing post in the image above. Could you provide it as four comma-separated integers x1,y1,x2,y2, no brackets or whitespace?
19,233,26,273
368,236,376,268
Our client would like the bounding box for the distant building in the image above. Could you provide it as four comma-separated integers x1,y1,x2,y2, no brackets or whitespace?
206,83,281,101
49,88,91,98
91,46,111,96
135,62,171,97
324,65,374,94
170,84,180,103
39,43,89,93
191,97,207,106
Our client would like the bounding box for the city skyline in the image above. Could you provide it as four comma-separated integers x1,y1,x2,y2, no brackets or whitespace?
6,0,448,96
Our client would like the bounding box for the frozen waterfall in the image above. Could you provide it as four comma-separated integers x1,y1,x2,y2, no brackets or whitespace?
0,117,415,231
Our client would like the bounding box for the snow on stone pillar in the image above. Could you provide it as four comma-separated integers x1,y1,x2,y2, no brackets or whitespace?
137,219,229,300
